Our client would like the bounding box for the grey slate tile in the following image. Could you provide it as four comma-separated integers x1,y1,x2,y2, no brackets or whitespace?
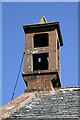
5,88,80,120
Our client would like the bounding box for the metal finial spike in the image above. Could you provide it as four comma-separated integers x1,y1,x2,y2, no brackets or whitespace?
39,16,47,24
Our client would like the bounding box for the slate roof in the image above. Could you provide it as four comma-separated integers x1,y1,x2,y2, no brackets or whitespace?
3,87,80,120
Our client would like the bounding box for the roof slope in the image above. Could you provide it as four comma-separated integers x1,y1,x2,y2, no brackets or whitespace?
4,87,80,120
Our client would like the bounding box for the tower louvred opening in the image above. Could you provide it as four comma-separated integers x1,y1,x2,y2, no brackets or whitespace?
34,33,49,48
33,53,48,71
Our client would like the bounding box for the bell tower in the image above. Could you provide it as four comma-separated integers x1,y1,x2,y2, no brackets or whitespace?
22,16,63,91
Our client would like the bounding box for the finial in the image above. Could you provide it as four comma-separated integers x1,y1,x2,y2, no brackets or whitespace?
39,16,47,24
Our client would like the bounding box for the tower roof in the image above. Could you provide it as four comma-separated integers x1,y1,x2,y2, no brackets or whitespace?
23,17,63,46
39,16,47,24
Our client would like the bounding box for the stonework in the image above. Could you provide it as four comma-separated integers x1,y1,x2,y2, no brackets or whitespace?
23,73,59,90
22,17,63,90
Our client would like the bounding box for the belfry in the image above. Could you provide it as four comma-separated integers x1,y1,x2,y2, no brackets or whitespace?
22,16,63,91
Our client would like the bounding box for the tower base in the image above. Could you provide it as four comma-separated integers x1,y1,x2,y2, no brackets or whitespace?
22,71,61,91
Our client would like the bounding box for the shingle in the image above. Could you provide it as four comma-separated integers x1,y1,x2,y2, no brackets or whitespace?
6,87,80,120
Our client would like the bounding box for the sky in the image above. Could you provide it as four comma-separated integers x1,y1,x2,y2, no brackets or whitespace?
2,2,78,106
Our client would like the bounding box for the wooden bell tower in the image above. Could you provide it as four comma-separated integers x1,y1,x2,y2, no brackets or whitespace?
22,16,63,91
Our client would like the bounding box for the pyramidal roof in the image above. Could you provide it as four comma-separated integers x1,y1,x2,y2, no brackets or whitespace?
39,16,47,24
